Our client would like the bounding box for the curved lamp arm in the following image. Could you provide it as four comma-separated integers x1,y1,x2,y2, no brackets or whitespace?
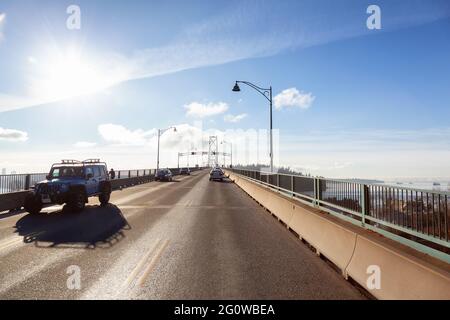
159,126,177,136
235,81,272,102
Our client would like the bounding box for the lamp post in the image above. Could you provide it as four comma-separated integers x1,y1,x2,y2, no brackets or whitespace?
157,126,177,172
221,140,232,168
232,81,273,172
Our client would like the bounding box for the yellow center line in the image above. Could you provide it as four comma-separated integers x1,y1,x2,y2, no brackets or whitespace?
122,238,161,290
0,236,23,251
137,239,170,287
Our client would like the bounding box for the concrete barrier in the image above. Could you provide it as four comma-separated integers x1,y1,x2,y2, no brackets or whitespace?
288,204,357,273
0,191,30,213
110,175,155,190
347,234,450,299
227,171,450,300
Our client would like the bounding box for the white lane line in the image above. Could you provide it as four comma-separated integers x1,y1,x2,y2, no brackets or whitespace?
41,205,64,213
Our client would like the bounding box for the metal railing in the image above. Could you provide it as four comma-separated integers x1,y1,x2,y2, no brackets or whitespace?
0,167,201,194
0,173,47,194
229,169,450,258
116,169,156,179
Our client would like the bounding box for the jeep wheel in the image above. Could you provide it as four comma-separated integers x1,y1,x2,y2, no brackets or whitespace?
99,185,111,206
69,191,86,212
24,194,42,214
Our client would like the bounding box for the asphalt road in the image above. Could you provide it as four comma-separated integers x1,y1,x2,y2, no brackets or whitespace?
0,170,365,299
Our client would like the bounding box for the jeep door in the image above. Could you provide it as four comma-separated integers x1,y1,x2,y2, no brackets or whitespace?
94,165,107,190
85,166,97,195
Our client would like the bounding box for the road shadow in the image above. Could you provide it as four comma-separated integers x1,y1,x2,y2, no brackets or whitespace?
210,178,233,184
14,204,131,249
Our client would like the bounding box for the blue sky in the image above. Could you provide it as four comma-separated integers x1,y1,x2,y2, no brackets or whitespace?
0,0,450,179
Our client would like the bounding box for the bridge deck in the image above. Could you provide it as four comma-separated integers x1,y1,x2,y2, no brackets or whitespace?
0,170,365,299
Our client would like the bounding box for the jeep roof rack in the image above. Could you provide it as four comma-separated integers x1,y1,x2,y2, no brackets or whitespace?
52,159,107,169
61,159,82,164
82,159,101,164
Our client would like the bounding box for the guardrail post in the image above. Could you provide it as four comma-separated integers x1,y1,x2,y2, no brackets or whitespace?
314,178,321,208
291,175,295,196
313,178,317,207
25,174,31,190
128,170,131,178
360,184,369,227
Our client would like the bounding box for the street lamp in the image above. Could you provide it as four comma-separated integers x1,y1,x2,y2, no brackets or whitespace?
157,126,177,172
232,80,273,172
221,140,232,168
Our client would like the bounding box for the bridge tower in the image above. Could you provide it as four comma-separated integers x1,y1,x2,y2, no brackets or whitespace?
208,136,218,167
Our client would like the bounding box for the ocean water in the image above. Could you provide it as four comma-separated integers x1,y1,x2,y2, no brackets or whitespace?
380,181,450,192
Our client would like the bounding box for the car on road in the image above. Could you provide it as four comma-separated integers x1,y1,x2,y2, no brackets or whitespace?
155,169,173,182
209,167,224,181
24,159,112,214
179,167,191,175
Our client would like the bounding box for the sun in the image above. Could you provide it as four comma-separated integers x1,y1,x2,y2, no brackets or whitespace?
28,46,121,102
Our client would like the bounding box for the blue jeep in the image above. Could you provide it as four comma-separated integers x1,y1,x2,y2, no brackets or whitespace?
24,159,112,214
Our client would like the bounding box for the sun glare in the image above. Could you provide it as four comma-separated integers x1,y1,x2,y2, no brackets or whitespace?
29,47,121,102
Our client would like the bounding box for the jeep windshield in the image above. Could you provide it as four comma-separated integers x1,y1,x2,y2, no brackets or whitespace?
49,166,84,178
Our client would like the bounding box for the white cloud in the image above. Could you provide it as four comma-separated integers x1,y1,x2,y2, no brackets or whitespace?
98,124,156,146
274,88,315,110
224,113,248,123
184,102,229,118
73,141,97,148
0,127,28,141
0,13,5,42
97,122,222,151
159,123,206,149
